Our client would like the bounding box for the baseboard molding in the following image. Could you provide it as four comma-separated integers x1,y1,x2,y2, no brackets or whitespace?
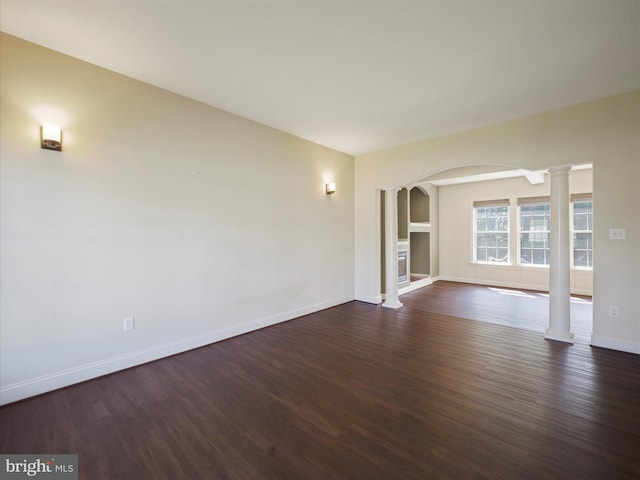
590,334,640,355
355,294,383,304
439,276,546,292
438,276,591,296
399,277,433,296
357,277,442,304
0,295,354,406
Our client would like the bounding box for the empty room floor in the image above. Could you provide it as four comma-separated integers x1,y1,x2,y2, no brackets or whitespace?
400,281,593,341
1,282,638,479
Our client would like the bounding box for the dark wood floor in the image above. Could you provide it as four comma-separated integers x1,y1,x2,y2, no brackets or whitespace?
2,281,639,479
400,281,593,340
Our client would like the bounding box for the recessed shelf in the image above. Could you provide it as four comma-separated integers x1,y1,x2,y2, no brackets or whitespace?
410,222,431,233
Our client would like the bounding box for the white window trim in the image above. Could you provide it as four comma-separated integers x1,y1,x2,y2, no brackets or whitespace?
517,198,551,267
570,196,593,270
472,200,511,265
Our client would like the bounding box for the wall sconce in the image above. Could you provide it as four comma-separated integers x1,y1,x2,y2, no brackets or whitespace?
41,123,62,151
326,182,336,195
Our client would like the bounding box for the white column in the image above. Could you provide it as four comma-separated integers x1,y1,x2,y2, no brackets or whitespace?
545,166,574,343
383,188,403,309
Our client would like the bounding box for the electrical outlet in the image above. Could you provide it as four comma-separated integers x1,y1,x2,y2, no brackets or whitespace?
123,316,135,332
609,306,620,318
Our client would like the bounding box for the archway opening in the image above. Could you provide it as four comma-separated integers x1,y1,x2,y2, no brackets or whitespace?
377,163,593,341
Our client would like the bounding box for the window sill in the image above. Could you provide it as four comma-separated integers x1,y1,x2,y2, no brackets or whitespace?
472,262,514,268
472,262,592,272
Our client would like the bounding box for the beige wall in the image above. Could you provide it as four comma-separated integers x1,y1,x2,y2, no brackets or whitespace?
356,92,640,354
0,34,355,404
438,169,593,294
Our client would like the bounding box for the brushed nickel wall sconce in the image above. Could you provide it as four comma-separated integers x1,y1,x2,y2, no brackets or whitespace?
41,123,62,151
325,182,336,195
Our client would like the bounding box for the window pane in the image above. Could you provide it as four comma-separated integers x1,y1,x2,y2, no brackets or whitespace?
475,205,509,263
574,250,588,267
532,249,547,265
574,202,588,214
574,233,589,249
520,203,550,266
571,201,593,268
574,213,588,230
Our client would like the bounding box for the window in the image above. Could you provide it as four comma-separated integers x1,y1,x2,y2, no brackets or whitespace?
519,197,550,265
572,195,593,268
474,200,509,263
472,194,593,269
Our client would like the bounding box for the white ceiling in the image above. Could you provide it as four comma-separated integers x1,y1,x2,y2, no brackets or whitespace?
1,1,639,155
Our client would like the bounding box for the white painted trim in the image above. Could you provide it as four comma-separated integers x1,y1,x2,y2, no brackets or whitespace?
544,329,575,344
0,295,354,406
590,334,640,355
356,294,383,304
382,300,403,309
399,277,433,296
439,275,549,292
438,275,590,297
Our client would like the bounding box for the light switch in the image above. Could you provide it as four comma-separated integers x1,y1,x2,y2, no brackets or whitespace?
609,228,626,240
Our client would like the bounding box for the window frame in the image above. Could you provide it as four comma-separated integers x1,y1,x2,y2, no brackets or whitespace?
473,200,510,265
517,197,551,267
571,195,593,270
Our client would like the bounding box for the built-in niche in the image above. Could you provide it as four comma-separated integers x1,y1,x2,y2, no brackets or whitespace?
398,187,408,240
410,187,430,223
379,184,439,296
407,186,433,283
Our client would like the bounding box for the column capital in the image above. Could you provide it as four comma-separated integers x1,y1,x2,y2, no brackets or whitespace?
548,165,572,175
383,187,403,194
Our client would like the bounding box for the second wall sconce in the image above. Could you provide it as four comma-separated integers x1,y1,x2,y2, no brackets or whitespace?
326,182,336,195
41,123,62,151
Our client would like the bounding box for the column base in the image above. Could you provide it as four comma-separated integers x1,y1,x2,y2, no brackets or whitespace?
382,300,403,309
545,328,575,344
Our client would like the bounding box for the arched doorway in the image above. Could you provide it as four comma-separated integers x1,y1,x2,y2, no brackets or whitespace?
377,163,593,342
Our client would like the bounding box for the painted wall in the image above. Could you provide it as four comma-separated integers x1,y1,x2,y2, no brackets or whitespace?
0,34,355,404
355,92,640,354
437,169,593,295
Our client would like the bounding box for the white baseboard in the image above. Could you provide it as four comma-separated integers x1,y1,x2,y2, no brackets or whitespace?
438,275,591,296
399,277,433,296
355,294,382,304
0,295,354,406
440,275,548,292
590,334,640,355
357,277,442,304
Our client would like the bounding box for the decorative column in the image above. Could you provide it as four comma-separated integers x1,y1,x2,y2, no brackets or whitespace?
545,166,574,343
383,188,403,309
